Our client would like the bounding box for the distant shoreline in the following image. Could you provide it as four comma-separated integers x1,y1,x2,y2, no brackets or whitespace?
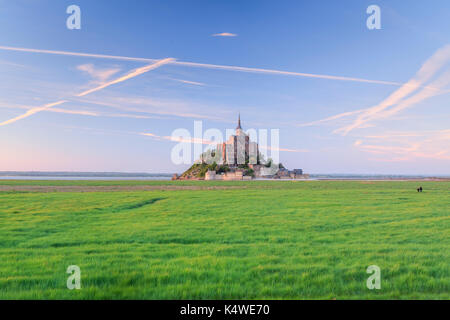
1,171,449,181
0,171,173,177
0,175,449,182
311,178,450,181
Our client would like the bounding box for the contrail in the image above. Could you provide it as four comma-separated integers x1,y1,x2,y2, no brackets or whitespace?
0,45,403,86
77,58,174,96
297,44,450,133
174,61,402,86
0,58,173,126
0,100,67,126
334,44,450,135
0,45,157,63
296,109,365,127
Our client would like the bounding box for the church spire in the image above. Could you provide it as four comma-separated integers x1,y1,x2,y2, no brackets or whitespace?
236,113,242,130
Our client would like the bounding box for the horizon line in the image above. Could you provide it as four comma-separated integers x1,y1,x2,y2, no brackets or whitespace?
0,171,449,177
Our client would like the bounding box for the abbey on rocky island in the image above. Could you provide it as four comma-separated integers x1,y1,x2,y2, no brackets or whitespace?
174,115,308,181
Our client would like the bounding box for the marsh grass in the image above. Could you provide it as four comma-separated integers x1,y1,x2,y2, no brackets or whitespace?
0,180,448,299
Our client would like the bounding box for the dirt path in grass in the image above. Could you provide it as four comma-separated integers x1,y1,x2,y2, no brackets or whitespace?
0,185,248,193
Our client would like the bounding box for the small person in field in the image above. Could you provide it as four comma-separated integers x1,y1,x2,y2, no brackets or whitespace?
417,186,423,192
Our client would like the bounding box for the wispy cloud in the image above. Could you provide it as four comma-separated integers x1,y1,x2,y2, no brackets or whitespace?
297,44,450,134
297,109,366,127
212,32,237,37
377,69,450,120
333,44,450,135
77,95,230,121
76,58,174,97
76,64,121,83
0,103,163,119
260,145,309,153
140,132,307,152
168,78,206,86
0,59,26,68
42,107,98,116
0,45,407,86
0,58,173,126
354,129,450,161
140,132,213,144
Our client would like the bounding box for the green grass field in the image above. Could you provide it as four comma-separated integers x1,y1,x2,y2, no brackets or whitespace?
0,180,448,299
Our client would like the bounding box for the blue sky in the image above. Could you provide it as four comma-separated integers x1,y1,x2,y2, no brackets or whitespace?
0,0,449,174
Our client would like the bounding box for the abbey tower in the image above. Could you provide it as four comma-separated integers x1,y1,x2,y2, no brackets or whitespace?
216,114,259,166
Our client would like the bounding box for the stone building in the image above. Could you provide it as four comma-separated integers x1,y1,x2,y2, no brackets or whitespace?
274,168,309,179
216,114,259,166
205,169,253,181
205,170,217,180
177,114,308,181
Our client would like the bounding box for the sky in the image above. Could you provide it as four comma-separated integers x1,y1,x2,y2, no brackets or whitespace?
0,0,449,174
